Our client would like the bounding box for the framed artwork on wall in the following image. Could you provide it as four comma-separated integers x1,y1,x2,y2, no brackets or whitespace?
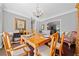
15,18,26,30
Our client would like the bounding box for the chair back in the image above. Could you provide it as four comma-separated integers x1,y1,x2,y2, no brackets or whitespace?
60,32,65,50
52,32,59,43
3,32,12,54
50,32,59,56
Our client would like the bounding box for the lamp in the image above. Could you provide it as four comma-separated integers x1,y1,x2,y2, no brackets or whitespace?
33,4,43,18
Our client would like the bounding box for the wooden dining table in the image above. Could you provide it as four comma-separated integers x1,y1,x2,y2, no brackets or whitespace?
21,34,51,56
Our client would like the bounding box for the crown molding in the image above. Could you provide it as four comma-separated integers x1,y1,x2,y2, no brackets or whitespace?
3,8,77,22
3,8,30,19
40,8,77,22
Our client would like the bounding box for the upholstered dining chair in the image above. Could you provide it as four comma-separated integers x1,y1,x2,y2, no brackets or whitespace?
2,32,30,56
56,32,65,56
37,32,58,56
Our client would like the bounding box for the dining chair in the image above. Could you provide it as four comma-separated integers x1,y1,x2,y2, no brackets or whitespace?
48,32,59,47
56,32,65,56
37,32,58,56
2,32,30,56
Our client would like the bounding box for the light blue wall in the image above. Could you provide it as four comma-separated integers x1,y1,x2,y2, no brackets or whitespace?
60,12,76,32
3,11,31,32
0,7,2,33
40,11,77,33
0,10,31,48
0,5,3,48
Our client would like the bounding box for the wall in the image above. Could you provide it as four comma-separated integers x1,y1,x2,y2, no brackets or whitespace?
0,8,31,48
0,4,3,48
3,11,31,33
60,12,76,32
0,6,2,33
39,11,77,34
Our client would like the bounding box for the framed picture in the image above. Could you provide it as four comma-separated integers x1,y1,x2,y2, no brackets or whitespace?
15,18,26,30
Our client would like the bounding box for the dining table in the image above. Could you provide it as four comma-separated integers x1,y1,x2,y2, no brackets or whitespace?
21,34,51,56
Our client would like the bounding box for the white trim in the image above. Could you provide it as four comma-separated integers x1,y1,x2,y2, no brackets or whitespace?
3,8,77,22
3,8,30,19
40,8,77,22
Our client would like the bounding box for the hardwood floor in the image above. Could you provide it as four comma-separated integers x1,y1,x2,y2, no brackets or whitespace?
0,43,34,56
0,48,6,56
0,42,76,56
0,43,22,56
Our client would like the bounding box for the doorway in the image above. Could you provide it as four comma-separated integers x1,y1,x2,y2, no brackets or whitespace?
47,21,60,35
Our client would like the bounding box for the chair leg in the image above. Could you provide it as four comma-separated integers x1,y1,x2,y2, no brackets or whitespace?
34,48,38,56
59,49,62,56
7,51,12,56
23,48,29,56
27,51,31,56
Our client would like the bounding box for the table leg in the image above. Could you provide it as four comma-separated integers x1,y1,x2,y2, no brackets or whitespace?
34,48,38,56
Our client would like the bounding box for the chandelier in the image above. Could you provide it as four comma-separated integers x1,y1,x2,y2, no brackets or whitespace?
33,4,43,18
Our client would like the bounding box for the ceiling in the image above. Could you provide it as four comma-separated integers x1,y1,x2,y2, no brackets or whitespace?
3,3,76,20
